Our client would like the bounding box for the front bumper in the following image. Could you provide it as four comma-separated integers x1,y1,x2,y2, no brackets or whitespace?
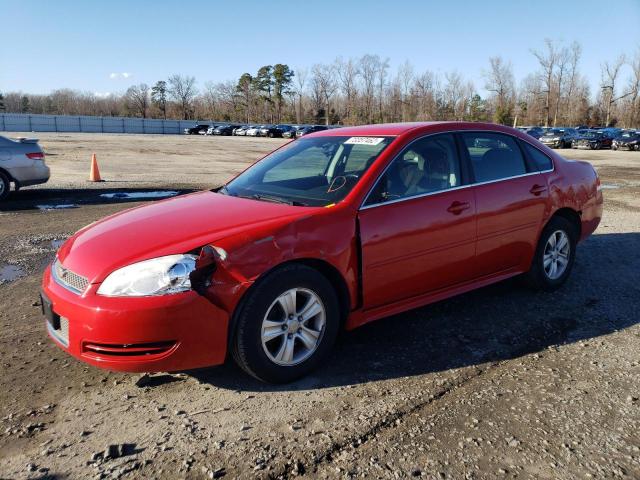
41,264,229,372
541,140,562,148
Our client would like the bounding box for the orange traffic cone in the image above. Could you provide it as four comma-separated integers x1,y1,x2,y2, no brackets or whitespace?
89,153,103,182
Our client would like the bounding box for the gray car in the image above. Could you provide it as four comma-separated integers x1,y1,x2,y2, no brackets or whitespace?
0,135,50,200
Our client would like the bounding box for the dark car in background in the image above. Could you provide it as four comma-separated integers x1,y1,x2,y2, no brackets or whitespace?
213,124,242,136
517,126,545,139
297,125,329,137
539,128,577,148
275,125,295,138
572,131,613,150
282,126,305,139
184,124,210,135
612,131,640,151
259,125,284,138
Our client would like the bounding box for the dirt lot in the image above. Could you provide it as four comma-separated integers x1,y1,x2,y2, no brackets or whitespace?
0,133,639,479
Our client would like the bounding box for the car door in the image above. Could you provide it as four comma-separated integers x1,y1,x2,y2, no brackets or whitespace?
358,133,477,309
459,132,550,278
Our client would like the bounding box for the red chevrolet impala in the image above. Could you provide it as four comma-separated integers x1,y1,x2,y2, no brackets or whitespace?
41,122,603,383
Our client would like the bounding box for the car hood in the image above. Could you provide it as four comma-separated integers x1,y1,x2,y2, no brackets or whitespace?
56,191,316,284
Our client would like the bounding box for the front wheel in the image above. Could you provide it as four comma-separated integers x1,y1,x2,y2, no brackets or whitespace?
524,216,577,291
231,264,340,383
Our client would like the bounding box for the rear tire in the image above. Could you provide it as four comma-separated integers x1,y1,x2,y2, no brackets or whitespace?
0,172,10,201
231,264,340,383
524,216,578,291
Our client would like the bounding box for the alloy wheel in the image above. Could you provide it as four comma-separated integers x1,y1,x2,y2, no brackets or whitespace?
543,230,571,280
261,288,326,366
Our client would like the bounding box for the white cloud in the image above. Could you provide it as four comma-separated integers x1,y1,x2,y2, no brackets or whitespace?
109,72,134,79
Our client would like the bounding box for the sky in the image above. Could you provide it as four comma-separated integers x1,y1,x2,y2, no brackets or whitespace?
1,0,639,99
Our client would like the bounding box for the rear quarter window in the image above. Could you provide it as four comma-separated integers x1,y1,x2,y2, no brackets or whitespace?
522,142,553,171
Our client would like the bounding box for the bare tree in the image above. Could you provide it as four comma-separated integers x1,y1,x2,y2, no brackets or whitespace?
601,55,628,126
335,57,360,123
552,47,571,126
564,42,582,125
376,57,390,122
627,49,640,127
292,67,307,124
124,84,149,118
396,60,414,122
532,39,559,127
484,57,515,124
310,63,338,125
359,54,380,123
167,74,197,120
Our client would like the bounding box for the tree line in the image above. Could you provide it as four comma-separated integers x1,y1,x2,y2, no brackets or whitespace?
2,40,639,128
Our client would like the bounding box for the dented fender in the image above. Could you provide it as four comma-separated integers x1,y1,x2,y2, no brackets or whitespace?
191,205,360,319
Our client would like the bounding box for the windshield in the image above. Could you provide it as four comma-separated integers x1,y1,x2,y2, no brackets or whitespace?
581,132,600,139
222,136,394,206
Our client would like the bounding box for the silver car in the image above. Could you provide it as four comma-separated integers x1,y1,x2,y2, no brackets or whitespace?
0,135,50,200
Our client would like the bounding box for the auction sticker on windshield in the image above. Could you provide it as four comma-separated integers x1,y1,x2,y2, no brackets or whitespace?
344,137,385,145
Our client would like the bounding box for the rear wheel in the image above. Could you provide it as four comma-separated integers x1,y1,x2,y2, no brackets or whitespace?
524,216,578,291
231,264,340,383
0,172,10,201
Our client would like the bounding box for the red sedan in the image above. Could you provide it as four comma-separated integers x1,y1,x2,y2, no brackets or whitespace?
42,122,603,383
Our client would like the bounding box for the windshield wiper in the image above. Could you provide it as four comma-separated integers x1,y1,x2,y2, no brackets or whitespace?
248,193,307,206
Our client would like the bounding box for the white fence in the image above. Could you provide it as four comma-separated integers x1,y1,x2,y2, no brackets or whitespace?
0,113,217,134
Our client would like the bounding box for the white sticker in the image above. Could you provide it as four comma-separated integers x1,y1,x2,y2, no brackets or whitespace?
344,137,385,146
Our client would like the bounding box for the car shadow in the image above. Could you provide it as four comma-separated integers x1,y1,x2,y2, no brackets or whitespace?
187,231,639,392
0,187,197,212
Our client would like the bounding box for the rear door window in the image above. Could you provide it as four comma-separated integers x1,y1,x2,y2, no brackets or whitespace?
460,132,527,183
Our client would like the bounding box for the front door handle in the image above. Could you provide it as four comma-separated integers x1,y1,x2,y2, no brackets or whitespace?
530,184,547,196
447,201,471,215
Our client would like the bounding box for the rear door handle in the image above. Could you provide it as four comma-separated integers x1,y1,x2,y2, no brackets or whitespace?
530,184,547,196
447,201,471,215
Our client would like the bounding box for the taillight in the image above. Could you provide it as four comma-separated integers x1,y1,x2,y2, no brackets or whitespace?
26,152,45,160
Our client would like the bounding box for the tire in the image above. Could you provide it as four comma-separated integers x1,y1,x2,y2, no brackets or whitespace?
0,171,10,201
231,264,340,383
268,132,274,138
524,216,578,291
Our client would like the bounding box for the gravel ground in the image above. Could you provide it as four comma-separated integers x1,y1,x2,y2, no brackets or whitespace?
0,133,638,479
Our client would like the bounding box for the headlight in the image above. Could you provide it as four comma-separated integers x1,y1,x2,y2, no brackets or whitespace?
97,254,197,297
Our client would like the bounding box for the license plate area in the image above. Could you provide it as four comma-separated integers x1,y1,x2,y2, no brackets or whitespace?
41,292,69,347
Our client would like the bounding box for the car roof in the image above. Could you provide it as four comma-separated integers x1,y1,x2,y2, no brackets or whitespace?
309,121,524,137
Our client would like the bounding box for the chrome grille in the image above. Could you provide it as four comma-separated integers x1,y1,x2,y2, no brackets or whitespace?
52,259,89,294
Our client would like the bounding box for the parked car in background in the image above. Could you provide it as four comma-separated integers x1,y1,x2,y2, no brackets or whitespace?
517,126,545,139
184,124,210,135
275,125,295,137
282,126,306,139
297,125,329,137
42,122,602,383
246,125,264,137
0,135,50,200
612,131,640,151
258,125,284,138
213,124,242,136
234,126,250,136
572,131,613,150
539,128,577,148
